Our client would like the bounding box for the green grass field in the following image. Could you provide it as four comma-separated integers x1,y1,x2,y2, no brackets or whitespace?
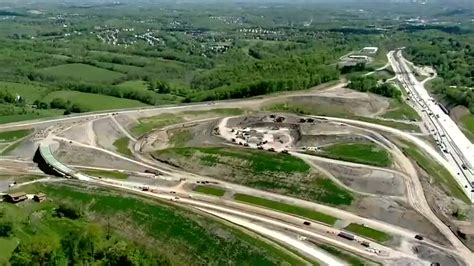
344,223,391,242
22,183,305,265
193,185,226,197
0,129,32,143
0,238,18,263
460,114,474,142
44,90,146,111
83,169,129,179
39,63,125,83
382,100,420,121
234,193,338,225
0,81,50,103
401,142,470,203
0,109,63,124
113,137,132,157
117,80,150,91
321,143,392,167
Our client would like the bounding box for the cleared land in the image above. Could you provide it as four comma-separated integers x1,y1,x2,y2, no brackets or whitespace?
83,169,129,179
154,147,353,205
39,63,124,83
234,193,337,225
343,223,391,242
44,91,146,111
193,185,226,197
320,143,392,167
9,183,304,265
0,129,32,143
113,137,132,156
381,100,420,121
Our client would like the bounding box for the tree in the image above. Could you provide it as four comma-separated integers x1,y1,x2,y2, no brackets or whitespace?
0,221,13,237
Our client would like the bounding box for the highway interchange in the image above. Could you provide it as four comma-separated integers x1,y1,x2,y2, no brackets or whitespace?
0,50,473,265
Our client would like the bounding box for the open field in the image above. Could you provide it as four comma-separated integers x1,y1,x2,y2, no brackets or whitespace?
154,147,354,205
234,193,338,225
0,109,64,124
38,63,125,83
9,182,303,265
113,137,132,156
0,129,32,143
44,91,146,111
83,169,129,179
193,185,226,197
0,81,50,103
320,143,392,167
344,223,391,242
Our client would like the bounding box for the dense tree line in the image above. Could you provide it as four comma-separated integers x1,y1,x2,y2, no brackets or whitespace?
349,75,401,99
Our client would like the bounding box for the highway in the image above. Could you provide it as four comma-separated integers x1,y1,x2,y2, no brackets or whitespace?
388,50,474,202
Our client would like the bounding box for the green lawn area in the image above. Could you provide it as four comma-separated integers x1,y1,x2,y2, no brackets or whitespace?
321,143,392,167
44,91,146,111
19,183,305,265
0,238,18,264
0,81,50,104
381,100,420,121
234,194,337,225
38,63,125,83
401,142,470,203
344,223,391,242
460,114,474,142
193,185,226,197
156,147,353,205
113,137,132,157
0,129,32,143
83,169,128,179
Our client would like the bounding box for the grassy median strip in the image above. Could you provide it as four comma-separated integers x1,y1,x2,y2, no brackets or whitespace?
83,169,129,179
193,185,226,197
344,223,390,242
317,243,380,266
234,194,337,226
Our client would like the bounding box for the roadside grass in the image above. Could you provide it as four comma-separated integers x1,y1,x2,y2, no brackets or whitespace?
381,100,420,121
83,169,128,179
0,109,63,124
29,183,304,265
320,143,392,167
38,63,124,83
343,223,391,242
193,185,226,197
156,147,354,205
0,129,32,143
234,193,337,226
267,102,420,132
317,243,380,266
0,81,50,104
44,91,146,111
460,114,474,142
401,142,470,204
113,137,132,157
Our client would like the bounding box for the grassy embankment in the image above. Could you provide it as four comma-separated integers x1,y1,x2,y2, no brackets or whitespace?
82,169,129,179
459,114,474,142
381,100,420,121
113,137,132,157
0,129,32,143
320,143,392,168
0,183,306,265
155,147,354,206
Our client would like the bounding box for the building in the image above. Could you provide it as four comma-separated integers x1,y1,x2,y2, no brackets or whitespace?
33,193,47,202
4,192,28,203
